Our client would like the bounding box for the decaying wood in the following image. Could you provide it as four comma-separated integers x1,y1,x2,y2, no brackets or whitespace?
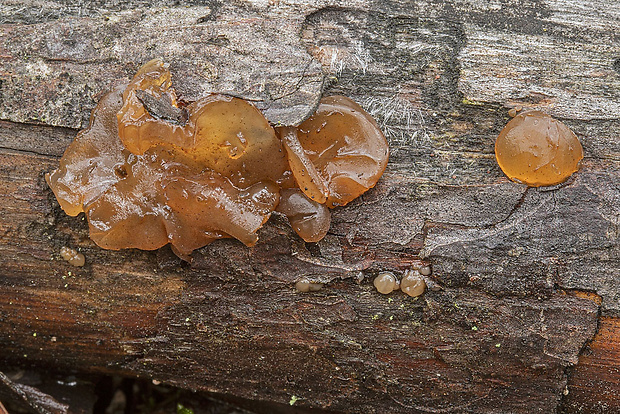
0,1,619,413
561,316,620,412
0,371,69,414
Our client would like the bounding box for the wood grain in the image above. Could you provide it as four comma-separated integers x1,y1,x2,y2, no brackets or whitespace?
562,316,620,413
0,0,618,412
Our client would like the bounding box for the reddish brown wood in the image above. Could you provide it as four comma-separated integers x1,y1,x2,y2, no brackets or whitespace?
562,317,620,413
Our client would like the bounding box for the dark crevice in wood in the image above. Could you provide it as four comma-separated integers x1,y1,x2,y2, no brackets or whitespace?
558,289,604,413
0,146,59,160
613,57,620,75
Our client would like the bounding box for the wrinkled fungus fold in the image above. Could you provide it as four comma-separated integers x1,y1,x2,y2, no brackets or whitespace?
275,188,330,243
47,59,389,260
277,96,389,208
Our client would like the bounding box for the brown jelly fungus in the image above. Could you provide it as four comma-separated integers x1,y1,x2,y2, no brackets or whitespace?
495,111,583,187
374,272,399,294
295,277,324,293
60,246,85,267
276,189,330,243
277,96,389,208
46,59,389,260
401,270,426,297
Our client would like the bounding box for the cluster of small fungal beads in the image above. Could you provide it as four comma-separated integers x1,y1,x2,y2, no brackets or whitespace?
373,266,431,297
46,59,389,260
495,110,583,187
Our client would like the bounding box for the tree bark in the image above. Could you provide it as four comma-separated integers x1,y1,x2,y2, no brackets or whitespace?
0,1,618,413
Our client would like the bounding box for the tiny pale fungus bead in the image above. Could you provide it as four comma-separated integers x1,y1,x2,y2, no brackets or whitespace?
401,270,426,297
374,272,398,294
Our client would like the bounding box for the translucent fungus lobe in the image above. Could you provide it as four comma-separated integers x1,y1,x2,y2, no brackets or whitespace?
401,270,426,297
47,59,390,260
278,96,389,208
60,247,85,267
374,272,399,294
47,61,284,259
117,59,289,187
276,189,330,243
295,278,324,292
495,111,583,187
46,84,128,217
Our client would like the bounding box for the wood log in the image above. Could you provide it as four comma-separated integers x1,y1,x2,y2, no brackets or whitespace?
0,1,618,412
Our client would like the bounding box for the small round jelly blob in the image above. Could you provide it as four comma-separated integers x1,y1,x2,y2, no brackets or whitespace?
374,272,398,294
295,277,324,292
495,111,583,187
60,246,85,267
401,270,426,297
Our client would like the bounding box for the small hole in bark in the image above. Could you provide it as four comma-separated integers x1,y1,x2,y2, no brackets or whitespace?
612,58,620,74
114,165,128,179
304,242,322,258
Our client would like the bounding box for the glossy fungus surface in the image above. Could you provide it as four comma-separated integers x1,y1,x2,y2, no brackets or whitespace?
47,59,389,259
60,247,85,267
117,59,288,188
374,272,399,294
295,278,324,293
276,189,330,243
47,60,283,259
495,111,583,187
278,96,389,208
401,270,426,297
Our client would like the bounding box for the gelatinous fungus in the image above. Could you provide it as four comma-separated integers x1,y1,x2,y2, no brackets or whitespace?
276,189,330,243
507,105,522,118
374,272,399,294
47,83,280,260
117,59,289,187
401,270,426,297
295,277,324,293
495,111,583,187
277,96,389,208
47,59,389,260
60,246,85,267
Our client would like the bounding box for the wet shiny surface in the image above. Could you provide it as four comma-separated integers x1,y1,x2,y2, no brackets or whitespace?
46,60,389,259
373,272,399,294
279,96,389,208
495,111,583,187
47,84,281,259
276,188,330,243
401,270,426,297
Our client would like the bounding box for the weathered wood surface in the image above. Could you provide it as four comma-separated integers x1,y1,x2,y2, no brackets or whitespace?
0,0,619,413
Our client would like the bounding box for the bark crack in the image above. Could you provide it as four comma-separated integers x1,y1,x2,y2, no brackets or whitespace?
0,146,59,160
